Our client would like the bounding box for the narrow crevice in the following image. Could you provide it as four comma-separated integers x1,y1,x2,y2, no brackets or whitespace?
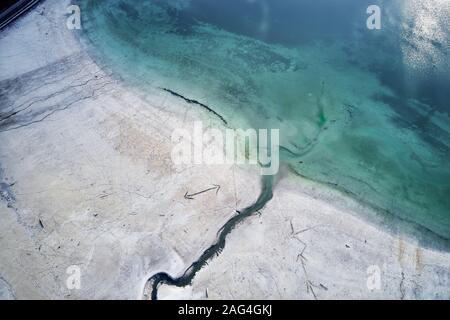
0,80,114,132
400,271,406,300
0,275,16,300
144,175,273,300
161,88,228,126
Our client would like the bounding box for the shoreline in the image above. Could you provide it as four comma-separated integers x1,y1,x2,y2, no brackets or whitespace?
76,0,450,241
288,168,450,252
0,0,449,300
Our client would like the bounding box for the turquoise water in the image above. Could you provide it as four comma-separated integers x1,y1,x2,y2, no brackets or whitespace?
77,0,450,240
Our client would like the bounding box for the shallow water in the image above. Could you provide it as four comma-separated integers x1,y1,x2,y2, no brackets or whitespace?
78,0,450,239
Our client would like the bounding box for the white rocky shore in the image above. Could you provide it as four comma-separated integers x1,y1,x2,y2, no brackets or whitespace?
1,0,449,300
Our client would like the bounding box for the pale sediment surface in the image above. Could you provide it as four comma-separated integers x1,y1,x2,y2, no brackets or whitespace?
0,0,260,299
159,175,450,299
0,0,449,300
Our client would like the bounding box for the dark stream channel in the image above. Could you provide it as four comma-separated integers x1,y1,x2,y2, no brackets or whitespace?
146,175,274,300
